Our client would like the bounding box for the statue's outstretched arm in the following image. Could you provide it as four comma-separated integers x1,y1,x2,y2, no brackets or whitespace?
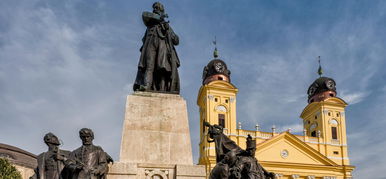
142,11,163,25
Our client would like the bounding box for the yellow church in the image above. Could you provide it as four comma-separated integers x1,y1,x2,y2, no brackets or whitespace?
197,52,355,179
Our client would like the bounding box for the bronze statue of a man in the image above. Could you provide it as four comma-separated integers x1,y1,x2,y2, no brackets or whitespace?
205,121,276,179
30,133,70,179
233,135,275,179
67,128,108,179
133,2,180,94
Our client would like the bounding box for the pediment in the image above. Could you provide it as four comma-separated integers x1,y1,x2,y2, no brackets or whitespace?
300,97,347,117
206,80,237,90
255,132,337,166
323,97,347,105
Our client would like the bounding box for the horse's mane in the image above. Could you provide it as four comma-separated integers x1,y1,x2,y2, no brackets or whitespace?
215,133,244,162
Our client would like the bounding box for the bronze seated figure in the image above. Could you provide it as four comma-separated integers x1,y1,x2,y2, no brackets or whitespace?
204,122,276,179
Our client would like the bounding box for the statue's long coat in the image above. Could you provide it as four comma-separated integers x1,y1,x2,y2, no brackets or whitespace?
68,145,108,179
236,156,267,179
134,12,180,92
30,150,70,179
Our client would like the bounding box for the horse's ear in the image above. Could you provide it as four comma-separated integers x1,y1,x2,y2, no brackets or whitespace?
204,121,211,127
214,125,223,131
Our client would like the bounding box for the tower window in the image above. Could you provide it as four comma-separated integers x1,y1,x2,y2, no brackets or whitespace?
225,99,228,103
215,98,218,102
328,112,331,116
337,113,340,117
333,151,339,155
331,127,338,140
311,131,317,137
218,114,225,128
314,115,317,119
310,123,317,131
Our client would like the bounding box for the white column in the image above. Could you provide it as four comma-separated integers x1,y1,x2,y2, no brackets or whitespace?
272,125,276,134
255,123,260,131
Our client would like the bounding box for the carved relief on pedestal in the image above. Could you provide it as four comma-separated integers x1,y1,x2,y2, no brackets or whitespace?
145,169,169,179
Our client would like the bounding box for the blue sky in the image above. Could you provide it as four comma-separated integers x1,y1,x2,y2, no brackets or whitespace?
1,0,386,178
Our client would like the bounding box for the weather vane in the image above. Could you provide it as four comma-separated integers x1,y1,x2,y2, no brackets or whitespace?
213,36,218,58
317,56,323,77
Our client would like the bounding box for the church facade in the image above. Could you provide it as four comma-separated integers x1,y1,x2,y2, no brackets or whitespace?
197,56,355,179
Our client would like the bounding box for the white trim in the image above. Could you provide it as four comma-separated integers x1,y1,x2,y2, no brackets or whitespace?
204,147,215,150
324,142,347,146
220,133,347,146
327,156,349,160
322,177,337,179
227,133,238,137
308,141,319,144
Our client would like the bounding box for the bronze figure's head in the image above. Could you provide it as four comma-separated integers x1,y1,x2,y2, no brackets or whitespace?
44,132,60,145
79,128,94,145
246,134,256,156
44,132,60,152
152,2,165,15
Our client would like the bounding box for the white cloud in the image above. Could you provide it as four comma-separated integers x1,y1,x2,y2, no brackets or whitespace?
340,91,369,105
1,2,386,179
277,123,304,133
0,1,132,159
382,86,386,92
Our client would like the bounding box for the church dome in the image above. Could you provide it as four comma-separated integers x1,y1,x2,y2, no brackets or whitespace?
202,59,231,85
307,57,337,103
307,76,337,103
0,143,37,169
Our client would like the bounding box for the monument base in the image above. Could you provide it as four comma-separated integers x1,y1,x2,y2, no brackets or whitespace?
107,92,205,178
107,162,206,179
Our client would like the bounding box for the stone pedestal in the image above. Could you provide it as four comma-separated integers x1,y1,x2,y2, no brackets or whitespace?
107,92,206,179
108,162,206,179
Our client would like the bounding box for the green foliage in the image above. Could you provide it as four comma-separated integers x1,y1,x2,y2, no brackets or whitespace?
0,158,22,179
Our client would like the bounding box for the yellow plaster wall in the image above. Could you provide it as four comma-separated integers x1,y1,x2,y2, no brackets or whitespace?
256,140,326,165
197,80,354,178
14,165,34,179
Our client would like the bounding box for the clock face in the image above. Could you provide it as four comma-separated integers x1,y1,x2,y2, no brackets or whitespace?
214,62,225,73
281,150,289,158
308,86,317,96
325,80,335,90
216,105,227,112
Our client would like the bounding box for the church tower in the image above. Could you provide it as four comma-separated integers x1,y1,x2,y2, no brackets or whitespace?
197,55,355,178
300,59,351,166
197,47,238,173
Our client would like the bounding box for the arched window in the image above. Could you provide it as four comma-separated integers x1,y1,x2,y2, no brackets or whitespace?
331,127,338,140
218,114,225,128
329,119,338,140
310,123,317,130
311,131,317,137
310,123,318,137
